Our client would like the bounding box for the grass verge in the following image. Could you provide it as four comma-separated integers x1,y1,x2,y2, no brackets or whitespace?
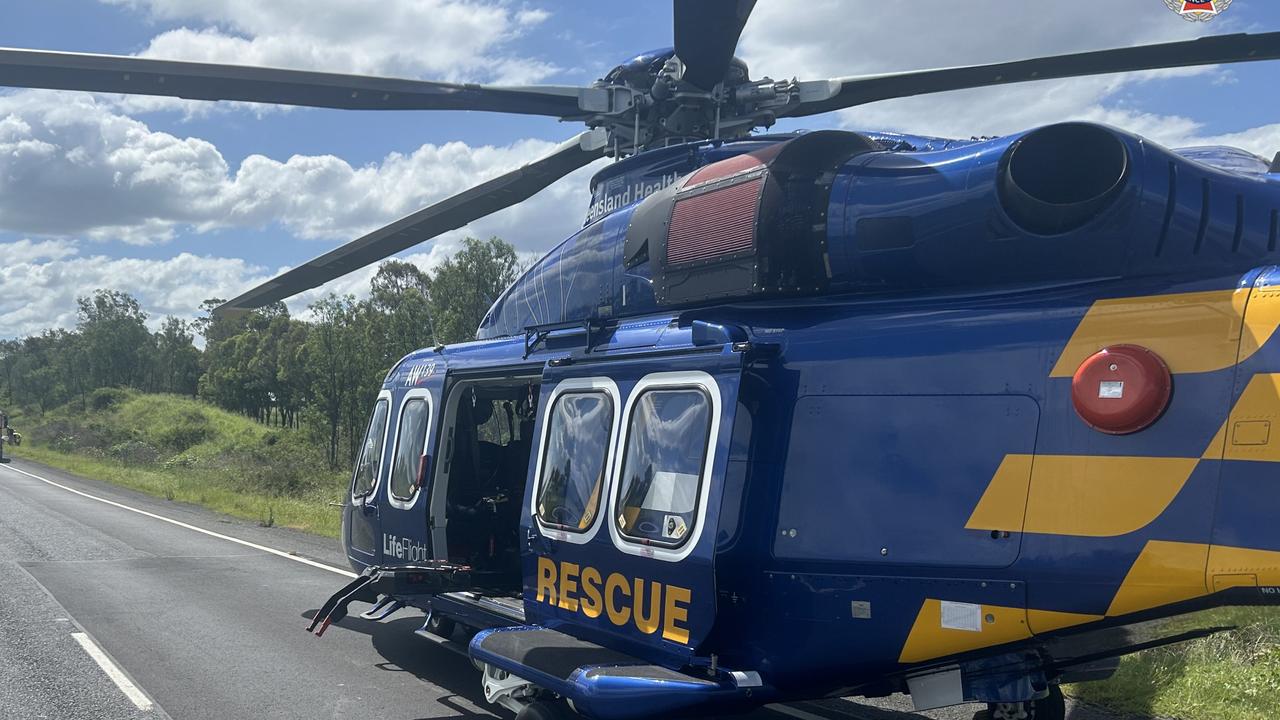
1068,606,1280,720
9,444,343,538
7,390,345,538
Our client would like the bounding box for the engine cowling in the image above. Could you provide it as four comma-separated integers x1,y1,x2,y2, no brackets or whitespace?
479,123,1280,340
623,131,877,306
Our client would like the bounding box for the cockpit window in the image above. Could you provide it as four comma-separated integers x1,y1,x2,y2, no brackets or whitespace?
615,388,712,547
390,398,430,501
536,392,613,532
352,399,390,497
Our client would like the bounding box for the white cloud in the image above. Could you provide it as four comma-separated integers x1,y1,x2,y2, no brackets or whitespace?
1199,124,1280,159
0,86,603,338
0,90,601,249
0,247,267,337
741,0,1205,85
0,237,531,338
740,0,1274,150
0,82,605,337
0,92,228,243
102,0,557,86
0,239,80,264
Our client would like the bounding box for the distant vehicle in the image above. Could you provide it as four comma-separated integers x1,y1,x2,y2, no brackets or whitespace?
4,2,1280,719
0,412,15,461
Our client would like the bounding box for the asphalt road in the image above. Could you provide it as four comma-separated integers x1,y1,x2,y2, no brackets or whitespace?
0,457,1143,720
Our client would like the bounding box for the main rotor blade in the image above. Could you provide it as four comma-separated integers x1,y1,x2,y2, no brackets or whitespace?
787,31,1280,117
674,0,756,91
0,47,601,117
216,130,608,317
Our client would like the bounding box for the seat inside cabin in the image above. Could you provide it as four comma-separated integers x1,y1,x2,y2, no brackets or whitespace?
439,379,539,593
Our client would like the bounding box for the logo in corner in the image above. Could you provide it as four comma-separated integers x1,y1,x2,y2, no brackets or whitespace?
1163,0,1232,22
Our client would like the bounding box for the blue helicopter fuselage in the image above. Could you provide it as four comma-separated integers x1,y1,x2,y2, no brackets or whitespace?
342,123,1280,718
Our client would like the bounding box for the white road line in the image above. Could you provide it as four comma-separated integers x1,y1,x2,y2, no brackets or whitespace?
71,632,155,711
0,463,357,579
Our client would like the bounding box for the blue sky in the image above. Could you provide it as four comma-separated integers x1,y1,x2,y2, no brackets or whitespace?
0,0,1277,337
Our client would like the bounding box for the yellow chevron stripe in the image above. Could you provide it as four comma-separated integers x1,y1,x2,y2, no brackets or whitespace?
897,544,1278,663
1203,374,1280,461
1208,544,1280,587
964,455,1033,533
1107,541,1210,616
1240,284,1280,363
898,599,1031,664
1050,289,1258,377
1027,608,1104,634
967,455,1197,538
1105,542,1280,617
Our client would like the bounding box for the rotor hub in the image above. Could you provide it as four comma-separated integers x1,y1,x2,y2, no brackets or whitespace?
589,49,797,155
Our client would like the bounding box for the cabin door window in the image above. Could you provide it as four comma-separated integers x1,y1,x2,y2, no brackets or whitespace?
531,380,620,543
352,397,391,499
614,386,713,549
348,392,391,559
388,393,432,508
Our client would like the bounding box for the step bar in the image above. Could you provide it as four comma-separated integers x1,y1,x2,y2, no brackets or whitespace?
306,562,476,637
470,625,768,720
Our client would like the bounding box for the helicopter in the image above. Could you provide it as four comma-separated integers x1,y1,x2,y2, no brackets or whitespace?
4,2,1280,719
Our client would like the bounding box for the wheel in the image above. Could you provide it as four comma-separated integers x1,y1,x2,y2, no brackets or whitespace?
424,612,456,639
1036,686,1066,720
987,686,1065,720
515,700,577,720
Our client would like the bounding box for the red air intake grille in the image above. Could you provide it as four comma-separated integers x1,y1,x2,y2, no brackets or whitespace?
666,178,761,266
686,154,764,187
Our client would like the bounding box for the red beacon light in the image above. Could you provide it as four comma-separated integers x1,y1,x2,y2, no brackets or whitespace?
1071,344,1172,434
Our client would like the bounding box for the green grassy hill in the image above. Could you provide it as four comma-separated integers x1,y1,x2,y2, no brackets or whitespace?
8,389,346,537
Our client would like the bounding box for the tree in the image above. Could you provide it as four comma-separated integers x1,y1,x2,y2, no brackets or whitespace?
0,236,525,454
369,259,437,363
153,317,201,396
9,331,71,412
427,237,519,344
304,295,360,468
77,290,151,389
275,320,311,429
0,339,19,405
197,301,308,424
193,297,246,348
371,259,433,307
51,330,90,410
